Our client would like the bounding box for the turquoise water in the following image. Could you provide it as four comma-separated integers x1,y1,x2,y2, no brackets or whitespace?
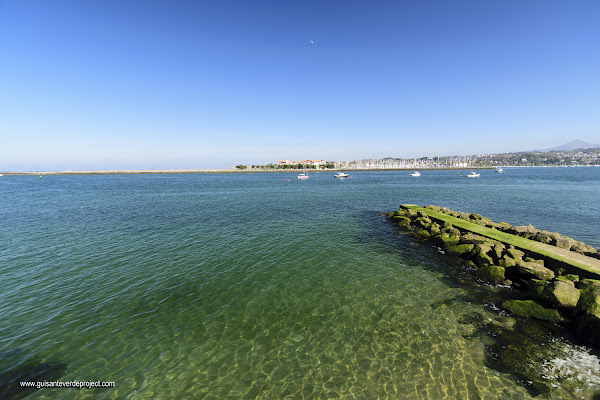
1,167,600,399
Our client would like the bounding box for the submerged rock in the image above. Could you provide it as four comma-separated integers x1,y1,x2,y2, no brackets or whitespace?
502,300,562,323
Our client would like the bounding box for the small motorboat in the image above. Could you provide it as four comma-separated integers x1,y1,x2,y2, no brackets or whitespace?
297,172,309,180
409,171,421,177
334,172,349,178
467,171,480,178
496,167,504,173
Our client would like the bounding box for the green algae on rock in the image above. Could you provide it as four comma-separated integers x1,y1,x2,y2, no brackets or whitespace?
388,204,600,348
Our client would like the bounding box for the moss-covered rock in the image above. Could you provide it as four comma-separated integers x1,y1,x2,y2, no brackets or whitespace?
564,274,579,283
414,217,432,229
528,279,549,299
456,211,471,220
443,226,461,236
506,247,525,259
489,242,503,259
532,230,554,244
548,280,580,308
492,221,514,231
459,233,488,245
524,257,544,266
476,265,505,284
502,300,562,323
498,255,517,268
472,244,495,268
515,261,555,281
555,237,572,250
446,244,474,256
429,223,441,236
556,276,576,287
576,279,600,315
393,216,411,226
406,209,418,218
436,233,460,248
528,279,580,308
415,229,431,239
571,241,597,256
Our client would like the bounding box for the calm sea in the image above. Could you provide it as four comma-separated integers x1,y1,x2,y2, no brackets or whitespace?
1,167,600,399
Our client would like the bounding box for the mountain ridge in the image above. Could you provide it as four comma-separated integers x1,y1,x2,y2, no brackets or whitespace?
542,139,600,152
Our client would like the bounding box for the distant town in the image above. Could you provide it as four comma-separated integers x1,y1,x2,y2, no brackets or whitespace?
236,147,600,170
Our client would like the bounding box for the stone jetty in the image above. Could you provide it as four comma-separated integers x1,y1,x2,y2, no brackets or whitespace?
388,204,600,347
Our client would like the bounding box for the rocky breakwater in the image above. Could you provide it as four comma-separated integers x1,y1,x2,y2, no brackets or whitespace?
387,204,600,348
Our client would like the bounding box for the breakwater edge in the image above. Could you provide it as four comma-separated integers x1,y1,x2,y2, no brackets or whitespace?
389,204,600,394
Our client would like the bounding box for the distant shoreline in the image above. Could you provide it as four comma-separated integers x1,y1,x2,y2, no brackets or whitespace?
1,167,504,176
3,165,599,176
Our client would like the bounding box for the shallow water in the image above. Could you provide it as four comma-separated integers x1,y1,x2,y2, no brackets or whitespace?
1,167,600,399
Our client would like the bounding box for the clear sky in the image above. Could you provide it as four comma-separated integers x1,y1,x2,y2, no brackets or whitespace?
1,0,599,170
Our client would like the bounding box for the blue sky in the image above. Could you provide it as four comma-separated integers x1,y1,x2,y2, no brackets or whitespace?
1,0,599,170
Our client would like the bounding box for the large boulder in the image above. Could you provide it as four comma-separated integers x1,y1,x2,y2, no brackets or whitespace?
509,224,539,239
472,244,494,267
492,221,514,231
414,217,432,229
555,237,573,250
446,244,475,257
576,279,600,315
491,242,506,260
435,233,460,248
528,279,580,308
524,257,544,266
415,229,431,239
533,230,554,244
570,241,597,256
429,223,441,236
506,247,525,260
498,255,517,268
393,216,411,226
549,281,581,308
460,233,488,245
476,265,506,284
455,211,471,220
515,261,555,281
443,226,461,236
502,300,562,323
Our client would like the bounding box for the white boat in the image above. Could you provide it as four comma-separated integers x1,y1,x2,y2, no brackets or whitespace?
334,172,349,178
496,167,504,173
409,171,421,177
297,172,309,180
467,171,480,178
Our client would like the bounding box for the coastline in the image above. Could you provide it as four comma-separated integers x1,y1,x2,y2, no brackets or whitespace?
2,166,499,176
3,165,599,176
